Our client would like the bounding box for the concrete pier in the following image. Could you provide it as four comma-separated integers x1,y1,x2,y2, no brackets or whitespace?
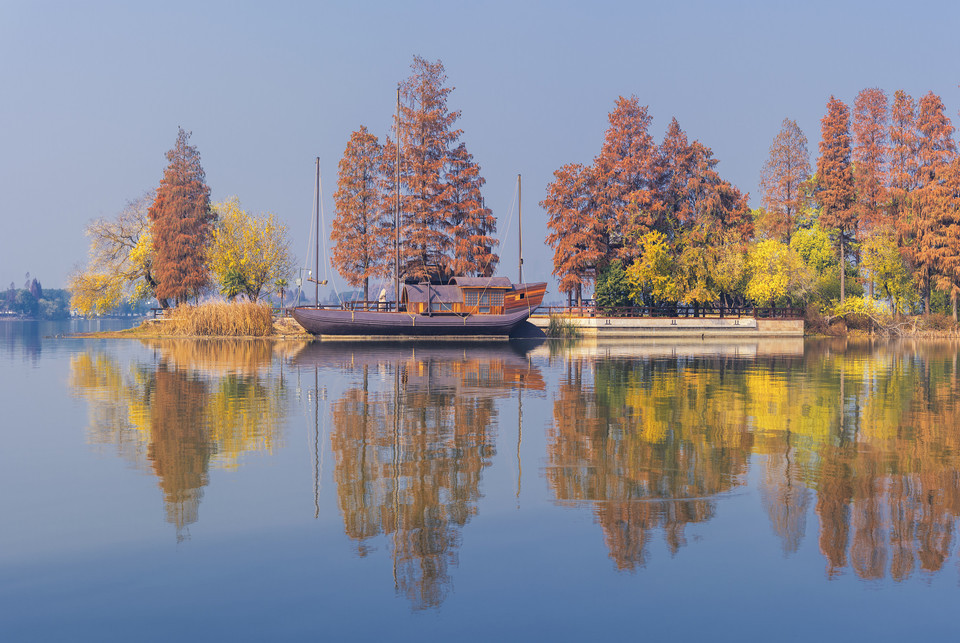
528,314,803,337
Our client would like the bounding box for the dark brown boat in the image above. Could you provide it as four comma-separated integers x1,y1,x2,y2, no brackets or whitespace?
292,277,546,337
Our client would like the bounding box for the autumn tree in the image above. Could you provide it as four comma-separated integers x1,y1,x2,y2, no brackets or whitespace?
208,197,294,302
69,194,162,315
650,118,692,237
744,240,814,306
902,92,955,313
543,163,604,305
332,126,392,300
861,229,915,315
816,97,856,302
759,118,811,242
852,88,889,235
626,230,684,306
148,128,214,306
444,142,498,276
889,90,919,224
592,96,657,260
931,156,960,319
397,56,461,280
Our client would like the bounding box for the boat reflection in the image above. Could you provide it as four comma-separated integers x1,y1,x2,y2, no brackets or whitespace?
69,339,292,540
293,340,543,609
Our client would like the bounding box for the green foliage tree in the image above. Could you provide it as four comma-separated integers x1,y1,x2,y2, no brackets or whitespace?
594,260,632,312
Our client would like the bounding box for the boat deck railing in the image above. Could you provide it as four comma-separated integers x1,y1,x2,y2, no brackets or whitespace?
288,301,405,313
533,304,804,319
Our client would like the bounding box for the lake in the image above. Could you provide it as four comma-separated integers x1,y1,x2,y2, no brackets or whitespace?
2,321,959,641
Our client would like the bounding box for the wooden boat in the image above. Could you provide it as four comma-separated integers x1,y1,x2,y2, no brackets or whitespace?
293,277,546,337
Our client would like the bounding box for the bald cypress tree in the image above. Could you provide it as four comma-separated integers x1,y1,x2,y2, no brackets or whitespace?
542,163,604,305
852,89,889,235
332,126,391,301
759,118,811,242
148,128,214,306
816,97,856,302
444,142,498,276
889,90,919,225
592,96,657,261
906,92,956,313
397,56,461,281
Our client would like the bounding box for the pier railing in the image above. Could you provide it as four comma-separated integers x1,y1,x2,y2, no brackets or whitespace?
533,304,803,319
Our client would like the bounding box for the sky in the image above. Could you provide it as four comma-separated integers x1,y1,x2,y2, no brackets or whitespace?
2,0,960,297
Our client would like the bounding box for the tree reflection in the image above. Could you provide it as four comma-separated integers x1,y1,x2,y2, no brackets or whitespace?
69,339,290,539
546,357,752,570
545,341,960,581
299,343,543,609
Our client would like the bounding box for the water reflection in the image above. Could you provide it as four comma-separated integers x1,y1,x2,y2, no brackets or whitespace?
543,339,960,581
293,341,543,609
69,339,294,539
545,356,753,570
64,333,960,589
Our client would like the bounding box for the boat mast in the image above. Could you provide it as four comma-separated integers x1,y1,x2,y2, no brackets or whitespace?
395,85,401,305
518,173,523,284
315,157,320,308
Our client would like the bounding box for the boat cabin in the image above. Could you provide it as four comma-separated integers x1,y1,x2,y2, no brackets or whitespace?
401,276,537,315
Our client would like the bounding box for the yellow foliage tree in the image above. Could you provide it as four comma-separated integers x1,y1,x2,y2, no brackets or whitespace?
626,231,686,305
208,197,295,302
745,239,814,306
69,195,160,315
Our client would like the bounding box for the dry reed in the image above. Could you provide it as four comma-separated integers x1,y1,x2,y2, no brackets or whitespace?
164,301,274,337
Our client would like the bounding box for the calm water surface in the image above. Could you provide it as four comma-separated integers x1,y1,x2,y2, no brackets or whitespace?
2,321,960,640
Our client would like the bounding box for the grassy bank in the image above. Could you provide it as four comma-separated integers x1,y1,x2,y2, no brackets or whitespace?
79,301,311,339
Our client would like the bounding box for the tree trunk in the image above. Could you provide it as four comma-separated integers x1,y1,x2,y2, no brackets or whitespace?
839,236,846,303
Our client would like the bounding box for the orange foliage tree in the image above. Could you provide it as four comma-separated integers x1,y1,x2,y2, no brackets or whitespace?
332,126,392,301
852,88,889,235
932,155,960,318
544,99,750,305
444,142,498,276
759,118,811,242
398,56,461,280
816,97,856,302
591,96,657,261
148,128,214,307
543,163,604,304
902,92,955,312
889,90,919,224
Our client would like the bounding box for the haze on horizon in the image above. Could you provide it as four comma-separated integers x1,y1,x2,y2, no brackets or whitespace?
2,0,958,294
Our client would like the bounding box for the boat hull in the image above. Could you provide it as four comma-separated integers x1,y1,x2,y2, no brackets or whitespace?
292,307,535,337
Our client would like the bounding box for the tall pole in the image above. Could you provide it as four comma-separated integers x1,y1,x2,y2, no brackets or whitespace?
395,86,402,306
315,157,320,308
518,173,524,284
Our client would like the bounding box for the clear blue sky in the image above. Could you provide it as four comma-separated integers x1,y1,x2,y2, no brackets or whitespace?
2,0,959,294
